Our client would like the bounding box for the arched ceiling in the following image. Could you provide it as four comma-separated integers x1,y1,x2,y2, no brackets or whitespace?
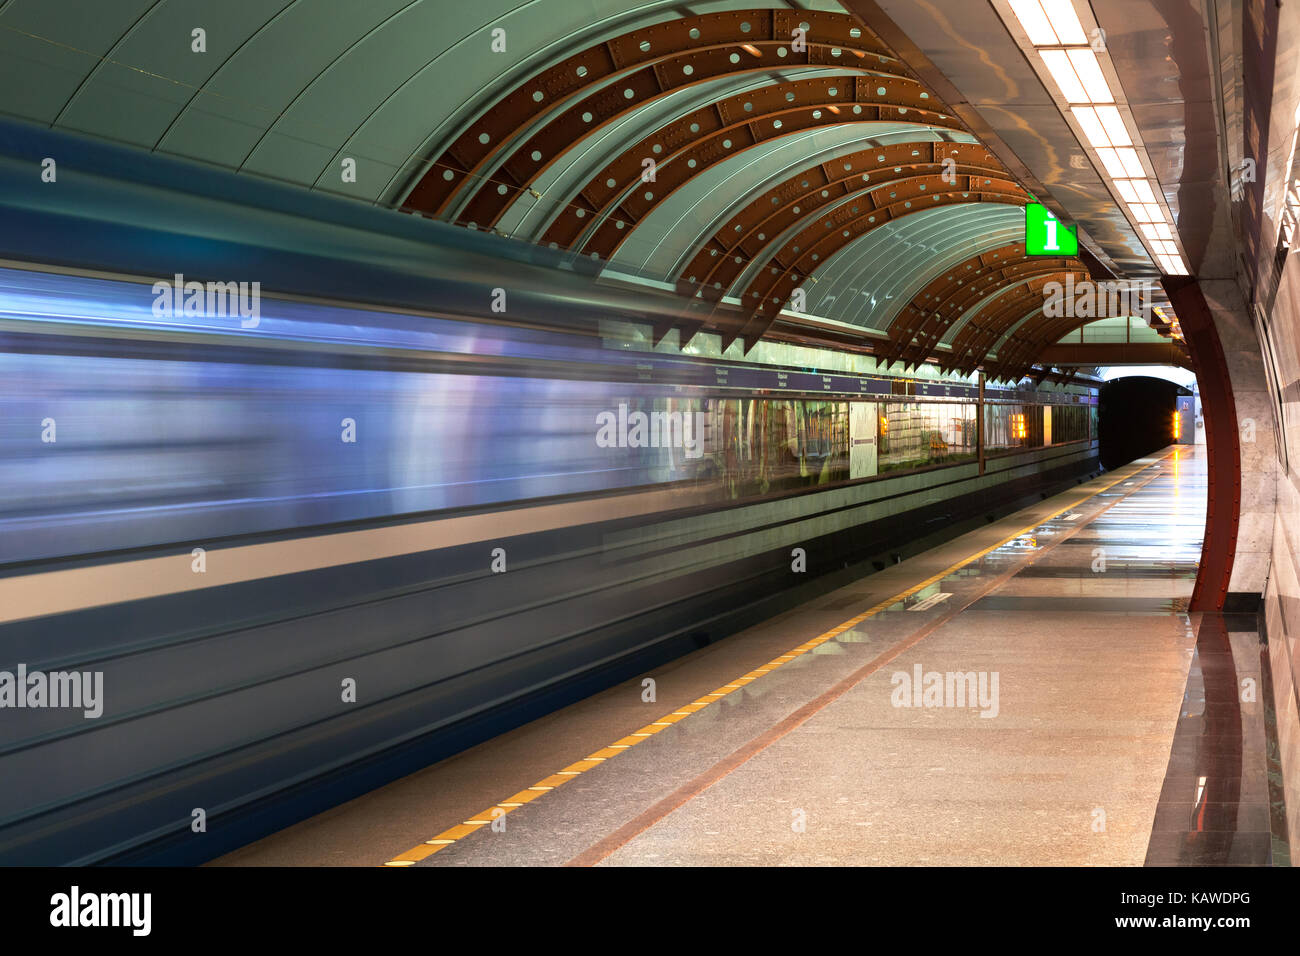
0,0,1096,380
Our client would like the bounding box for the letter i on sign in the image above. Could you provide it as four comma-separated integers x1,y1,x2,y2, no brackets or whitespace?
1043,215,1059,251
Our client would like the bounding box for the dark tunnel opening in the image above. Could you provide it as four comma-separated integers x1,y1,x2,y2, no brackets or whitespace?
1097,375,1189,471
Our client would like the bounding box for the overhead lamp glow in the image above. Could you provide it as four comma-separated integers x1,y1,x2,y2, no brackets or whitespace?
1128,202,1163,222
1141,222,1174,241
1115,148,1145,177
1116,179,1158,204
1158,254,1187,275
1129,179,1157,203
1066,49,1112,102
1008,0,1060,44
1071,106,1111,147
1040,0,1088,44
1094,147,1127,178
998,0,1191,277
1040,50,1088,102
1095,106,1131,146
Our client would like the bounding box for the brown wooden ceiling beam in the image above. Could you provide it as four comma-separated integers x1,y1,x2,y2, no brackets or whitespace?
885,255,1083,369
722,185,1029,351
535,75,961,255
945,272,1088,373
677,141,1005,299
402,9,896,217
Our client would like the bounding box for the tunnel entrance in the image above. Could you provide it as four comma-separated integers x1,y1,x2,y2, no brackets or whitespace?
1098,375,1191,471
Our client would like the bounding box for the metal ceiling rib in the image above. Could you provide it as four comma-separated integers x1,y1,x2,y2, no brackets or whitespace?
0,0,845,203
411,9,900,221
883,246,1086,370
946,270,1088,374
608,122,940,281
804,204,1025,327
988,306,1046,361
717,178,1027,349
497,68,853,243
534,75,966,260
0,0,1104,378
678,138,1001,299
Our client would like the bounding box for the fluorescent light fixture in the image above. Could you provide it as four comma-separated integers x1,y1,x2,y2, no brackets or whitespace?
1116,148,1145,177
1117,178,1159,204
1066,49,1112,102
999,0,1191,277
1040,50,1088,102
1128,202,1162,222
1141,223,1174,241
1009,0,1060,44
1094,148,1127,177
1071,106,1111,147
1129,179,1157,203
1040,0,1088,44
1095,106,1131,146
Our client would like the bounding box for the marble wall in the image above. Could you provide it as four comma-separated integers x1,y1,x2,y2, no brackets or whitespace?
1259,258,1300,859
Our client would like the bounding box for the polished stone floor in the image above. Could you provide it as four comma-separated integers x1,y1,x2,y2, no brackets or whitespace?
214,445,1284,867
1145,610,1289,865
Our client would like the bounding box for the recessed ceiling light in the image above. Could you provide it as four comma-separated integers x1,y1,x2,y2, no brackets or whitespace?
1095,106,1131,146
1009,0,1060,44
1115,148,1145,177
1071,106,1111,148
1094,147,1127,178
1129,179,1157,203
1039,0,1088,44
1066,49,1112,102
1040,50,1088,102
1001,0,1190,276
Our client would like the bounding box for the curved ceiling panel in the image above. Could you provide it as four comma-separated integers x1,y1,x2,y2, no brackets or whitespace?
531,75,964,258
0,0,842,202
884,249,1086,369
718,178,1027,348
608,122,929,280
0,0,1099,379
681,140,1005,299
408,9,893,220
803,204,1025,328
495,69,851,243
491,68,857,243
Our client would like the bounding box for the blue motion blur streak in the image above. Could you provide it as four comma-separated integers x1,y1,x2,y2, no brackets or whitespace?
0,267,685,564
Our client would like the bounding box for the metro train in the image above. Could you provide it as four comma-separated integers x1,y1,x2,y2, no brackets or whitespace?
0,122,1101,864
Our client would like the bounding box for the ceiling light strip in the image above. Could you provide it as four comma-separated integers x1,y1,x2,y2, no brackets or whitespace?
999,0,1189,275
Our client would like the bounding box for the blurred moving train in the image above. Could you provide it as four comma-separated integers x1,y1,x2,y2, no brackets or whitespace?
0,120,1101,864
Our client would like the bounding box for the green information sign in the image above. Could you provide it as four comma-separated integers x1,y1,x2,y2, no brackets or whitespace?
1025,203,1078,256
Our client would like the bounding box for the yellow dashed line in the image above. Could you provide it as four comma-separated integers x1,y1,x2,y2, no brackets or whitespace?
383,457,1163,865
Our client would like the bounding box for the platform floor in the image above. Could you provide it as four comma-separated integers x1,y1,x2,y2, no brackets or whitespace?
212,446,1278,867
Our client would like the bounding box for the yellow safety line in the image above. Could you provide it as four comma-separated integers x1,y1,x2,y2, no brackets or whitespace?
383,452,1170,865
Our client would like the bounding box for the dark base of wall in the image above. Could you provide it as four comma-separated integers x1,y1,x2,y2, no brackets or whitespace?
1224,592,1264,613
105,453,1100,866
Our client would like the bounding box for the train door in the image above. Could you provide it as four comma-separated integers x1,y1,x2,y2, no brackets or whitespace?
850,401,878,479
